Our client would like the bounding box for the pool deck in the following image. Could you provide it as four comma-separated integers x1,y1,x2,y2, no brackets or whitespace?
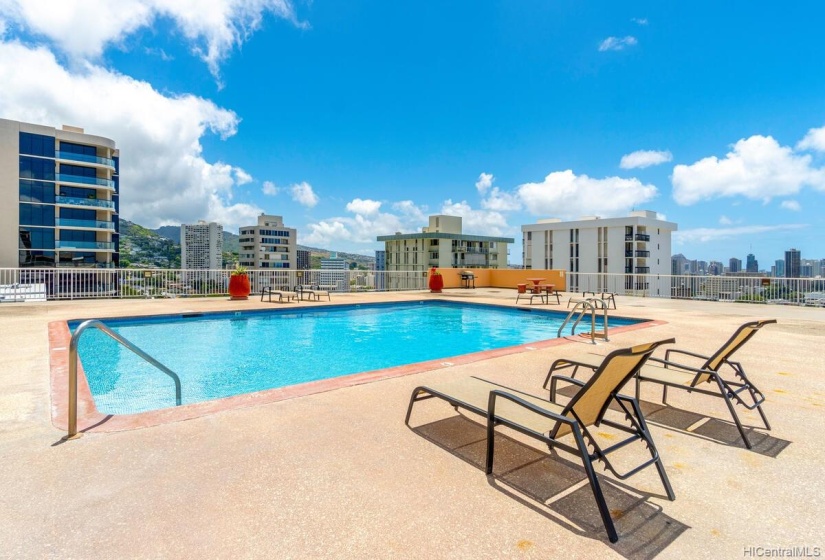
1,289,824,559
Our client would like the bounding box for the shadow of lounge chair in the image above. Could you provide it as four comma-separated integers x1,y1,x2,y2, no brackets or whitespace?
635,319,776,450
405,338,676,543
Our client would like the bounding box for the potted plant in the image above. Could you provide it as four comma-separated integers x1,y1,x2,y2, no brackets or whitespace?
428,267,443,293
228,263,251,300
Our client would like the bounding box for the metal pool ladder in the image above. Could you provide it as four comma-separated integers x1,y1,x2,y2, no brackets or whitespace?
557,298,610,344
65,319,182,440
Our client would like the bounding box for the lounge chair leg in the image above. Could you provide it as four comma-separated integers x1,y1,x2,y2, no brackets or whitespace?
662,385,668,405
485,416,496,475
573,429,619,543
756,403,771,431
629,398,675,500
405,388,424,426
720,388,753,449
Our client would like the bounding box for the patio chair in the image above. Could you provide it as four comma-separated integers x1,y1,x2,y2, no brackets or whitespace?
405,338,676,543
515,283,545,304
544,285,561,305
635,319,776,449
299,285,330,301
261,285,298,303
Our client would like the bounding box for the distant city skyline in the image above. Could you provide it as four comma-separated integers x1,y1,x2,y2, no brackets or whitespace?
1,2,824,263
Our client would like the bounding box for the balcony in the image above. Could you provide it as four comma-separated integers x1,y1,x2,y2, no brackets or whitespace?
635,267,650,273
55,240,115,251
55,196,115,210
56,151,116,169
56,218,116,230
625,233,650,242
56,173,115,189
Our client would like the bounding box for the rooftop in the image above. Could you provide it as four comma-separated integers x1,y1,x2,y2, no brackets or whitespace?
1,291,822,558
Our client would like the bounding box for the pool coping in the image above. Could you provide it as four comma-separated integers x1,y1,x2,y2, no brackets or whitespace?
48,302,665,434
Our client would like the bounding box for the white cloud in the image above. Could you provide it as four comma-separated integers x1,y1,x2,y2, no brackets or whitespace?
0,0,306,79
598,36,637,52
391,200,427,222
475,172,493,195
516,170,657,218
481,187,521,212
780,200,801,211
290,181,319,207
674,224,808,245
440,200,510,237
262,181,279,196
672,135,825,205
797,125,825,152
719,215,734,225
346,198,382,216
302,200,424,246
0,40,263,231
619,149,672,169
631,18,648,25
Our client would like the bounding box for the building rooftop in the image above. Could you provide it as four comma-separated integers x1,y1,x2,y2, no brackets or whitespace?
1,292,821,558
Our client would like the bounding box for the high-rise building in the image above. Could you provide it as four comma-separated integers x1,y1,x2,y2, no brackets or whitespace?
729,258,742,273
374,250,386,291
1,118,119,268
708,261,723,275
522,210,676,293
378,215,512,273
774,259,785,278
746,254,758,273
181,221,222,271
296,249,310,270
671,253,688,275
785,248,801,278
238,214,297,269
320,252,347,290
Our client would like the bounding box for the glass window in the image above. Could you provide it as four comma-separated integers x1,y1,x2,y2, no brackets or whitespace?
60,163,97,178
59,186,97,199
19,227,55,250
60,230,96,242
19,203,55,227
19,132,55,157
60,208,96,220
19,250,55,266
19,180,56,203
59,141,96,156
20,156,55,181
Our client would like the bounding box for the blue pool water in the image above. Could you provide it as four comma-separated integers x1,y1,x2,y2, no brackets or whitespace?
72,301,645,415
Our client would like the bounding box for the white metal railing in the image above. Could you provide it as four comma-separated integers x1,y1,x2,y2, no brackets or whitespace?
0,268,823,305
567,272,825,306
0,268,428,301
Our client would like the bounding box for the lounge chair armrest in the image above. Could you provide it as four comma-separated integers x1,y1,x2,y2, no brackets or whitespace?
664,348,711,362
646,357,717,387
543,359,599,389
548,375,586,402
487,390,572,428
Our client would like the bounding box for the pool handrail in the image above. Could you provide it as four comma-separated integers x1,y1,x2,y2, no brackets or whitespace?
66,319,182,439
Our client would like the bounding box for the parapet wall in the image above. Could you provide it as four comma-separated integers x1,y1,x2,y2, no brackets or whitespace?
429,268,567,291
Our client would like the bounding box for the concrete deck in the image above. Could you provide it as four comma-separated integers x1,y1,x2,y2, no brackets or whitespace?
1,290,823,559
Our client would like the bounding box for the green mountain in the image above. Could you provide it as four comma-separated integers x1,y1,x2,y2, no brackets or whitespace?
118,219,375,269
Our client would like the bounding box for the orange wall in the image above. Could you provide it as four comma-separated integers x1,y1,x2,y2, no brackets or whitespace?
429,268,567,291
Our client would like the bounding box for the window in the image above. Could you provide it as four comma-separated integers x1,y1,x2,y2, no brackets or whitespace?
20,156,55,181
59,164,97,178
60,141,96,156
19,180,55,203
19,132,55,157
19,227,55,250
19,203,55,227
60,230,96,242
60,208,96,220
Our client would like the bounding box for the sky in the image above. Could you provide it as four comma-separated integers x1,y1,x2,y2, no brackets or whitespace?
1,1,824,267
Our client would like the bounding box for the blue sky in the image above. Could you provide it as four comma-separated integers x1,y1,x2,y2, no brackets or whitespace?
1,1,824,267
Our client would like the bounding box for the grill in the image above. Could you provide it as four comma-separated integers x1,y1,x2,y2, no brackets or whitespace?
460,271,475,289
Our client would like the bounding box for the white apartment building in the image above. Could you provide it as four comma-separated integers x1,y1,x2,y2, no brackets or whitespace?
181,220,223,270
377,215,513,272
238,214,297,269
0,118,119,268
522,210,677,295
319,252,347,290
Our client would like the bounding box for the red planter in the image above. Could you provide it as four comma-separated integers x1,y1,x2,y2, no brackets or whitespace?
228,274,251,300
428,272,444,293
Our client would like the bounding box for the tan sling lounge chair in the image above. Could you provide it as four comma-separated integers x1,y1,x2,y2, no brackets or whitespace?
405,338,676,543
635,319,776,449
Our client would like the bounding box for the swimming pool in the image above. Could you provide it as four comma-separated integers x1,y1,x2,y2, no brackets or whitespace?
72,301,646,415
